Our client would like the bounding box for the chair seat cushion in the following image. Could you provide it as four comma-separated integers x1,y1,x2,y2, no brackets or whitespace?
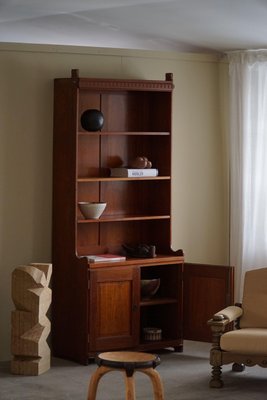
221,328,267,355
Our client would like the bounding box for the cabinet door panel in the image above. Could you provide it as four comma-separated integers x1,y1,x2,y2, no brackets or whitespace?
89,266,139,351
183,263,234,342
97,281,132,336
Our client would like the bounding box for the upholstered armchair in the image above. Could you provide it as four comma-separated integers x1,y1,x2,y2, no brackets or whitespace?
208,267,267,388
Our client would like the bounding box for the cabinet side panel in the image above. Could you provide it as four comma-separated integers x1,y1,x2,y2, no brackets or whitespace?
52,79,89,364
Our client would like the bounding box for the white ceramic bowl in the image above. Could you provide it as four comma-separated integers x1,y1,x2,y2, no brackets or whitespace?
78,202,106,219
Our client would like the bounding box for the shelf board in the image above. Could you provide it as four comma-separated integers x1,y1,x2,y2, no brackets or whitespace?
85,254,184,269
78,214,170,223
77,176,171,182
140,297,178,306
78,131,170,136
138,338,182,351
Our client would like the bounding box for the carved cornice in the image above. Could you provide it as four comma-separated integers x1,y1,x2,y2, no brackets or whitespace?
70,68,174,91
77,78,174,91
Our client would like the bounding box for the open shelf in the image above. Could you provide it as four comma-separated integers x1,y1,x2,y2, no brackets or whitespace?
77,176,171,182
77,214,171,223
140,297,178,306
78,131,170,136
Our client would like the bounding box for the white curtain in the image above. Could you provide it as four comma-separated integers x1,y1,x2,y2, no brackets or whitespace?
228,50,267,301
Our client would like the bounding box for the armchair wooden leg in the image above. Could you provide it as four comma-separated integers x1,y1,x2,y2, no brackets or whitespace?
209,365,223,388
232,363,245,372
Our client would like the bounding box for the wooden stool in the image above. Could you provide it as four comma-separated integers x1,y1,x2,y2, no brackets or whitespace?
87,351,164,400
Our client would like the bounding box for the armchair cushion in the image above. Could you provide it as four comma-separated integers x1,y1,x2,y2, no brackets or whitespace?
220,328,267,355
240,268,267,328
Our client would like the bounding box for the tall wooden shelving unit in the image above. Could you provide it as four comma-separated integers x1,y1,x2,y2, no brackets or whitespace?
52,69,233,364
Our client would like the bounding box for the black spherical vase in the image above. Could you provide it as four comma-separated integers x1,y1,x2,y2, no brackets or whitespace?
81,109,104,131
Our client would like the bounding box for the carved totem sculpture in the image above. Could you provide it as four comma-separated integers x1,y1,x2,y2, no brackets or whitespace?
11,263,52,375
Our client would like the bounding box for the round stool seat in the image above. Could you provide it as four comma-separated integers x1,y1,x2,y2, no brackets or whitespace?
87,351,164,400
96,351,160,374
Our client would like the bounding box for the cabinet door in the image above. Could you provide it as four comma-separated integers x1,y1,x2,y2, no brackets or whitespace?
89,266,139,352
183,263,234,342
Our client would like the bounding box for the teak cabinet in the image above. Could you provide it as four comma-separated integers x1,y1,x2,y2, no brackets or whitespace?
52,70,233,364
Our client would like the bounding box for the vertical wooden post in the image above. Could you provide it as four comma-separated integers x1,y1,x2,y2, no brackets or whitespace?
11,263,52,375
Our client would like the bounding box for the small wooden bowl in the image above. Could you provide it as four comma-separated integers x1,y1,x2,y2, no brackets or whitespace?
141,278,160,298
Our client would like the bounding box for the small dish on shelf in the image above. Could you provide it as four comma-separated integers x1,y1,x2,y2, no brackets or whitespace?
78,202,106,219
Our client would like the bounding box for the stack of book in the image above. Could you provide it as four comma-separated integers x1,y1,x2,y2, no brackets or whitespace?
86,254,126,263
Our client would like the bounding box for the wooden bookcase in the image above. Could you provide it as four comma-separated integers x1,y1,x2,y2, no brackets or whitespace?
52,69,233,364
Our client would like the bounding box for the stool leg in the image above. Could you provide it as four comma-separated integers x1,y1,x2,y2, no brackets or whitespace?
140,368,164,400
87,366,112,400
124,371,136,400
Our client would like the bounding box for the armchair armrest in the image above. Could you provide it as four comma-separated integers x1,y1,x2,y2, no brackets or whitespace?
213,305,243,323
207,305,243,332
208,306,243,351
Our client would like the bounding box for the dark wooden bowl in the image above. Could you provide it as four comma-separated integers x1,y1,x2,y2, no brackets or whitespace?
141,278,160,298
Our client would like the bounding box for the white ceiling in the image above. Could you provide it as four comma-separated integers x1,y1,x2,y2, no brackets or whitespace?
1,0,267,53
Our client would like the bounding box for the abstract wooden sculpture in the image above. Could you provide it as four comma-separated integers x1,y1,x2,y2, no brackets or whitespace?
11,263,52,375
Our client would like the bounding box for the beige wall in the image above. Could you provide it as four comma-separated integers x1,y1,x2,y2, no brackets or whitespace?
0,43,229,361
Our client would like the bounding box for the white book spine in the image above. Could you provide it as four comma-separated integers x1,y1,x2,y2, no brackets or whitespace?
110,168,158,177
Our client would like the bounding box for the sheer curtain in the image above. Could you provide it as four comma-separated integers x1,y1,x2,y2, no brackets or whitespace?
229,50,267,301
